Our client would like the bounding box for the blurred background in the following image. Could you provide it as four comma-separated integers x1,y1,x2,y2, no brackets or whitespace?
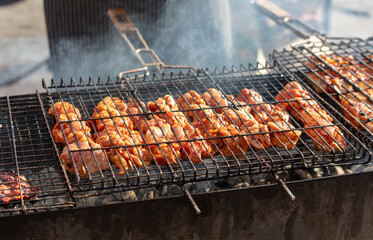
0,0,372,95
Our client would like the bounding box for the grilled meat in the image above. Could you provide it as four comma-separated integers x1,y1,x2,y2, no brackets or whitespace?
49,102,91,145
0,170,38,204
306,54,373,94
177,90,245,156
306,54,373,133
203,88,271,150
276,81,346,151
148,95,212,163
238,89,301,149
127,99,181,166
339,89,373,132
92,97,152,174
49,102,110,177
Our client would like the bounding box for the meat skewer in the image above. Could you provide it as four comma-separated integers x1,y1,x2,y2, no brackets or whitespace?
92,97,152,174
177,90,247,156
202,88,271,150
127,99,181,166
49,102,110,177
148,95,212,163
237,89,302,149
276,82,346,151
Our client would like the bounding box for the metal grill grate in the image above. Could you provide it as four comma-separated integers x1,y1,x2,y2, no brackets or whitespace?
272,37,373,146
41,64,370,193
0,94,73,216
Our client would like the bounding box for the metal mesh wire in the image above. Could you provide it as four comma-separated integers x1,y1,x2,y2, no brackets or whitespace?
42,64,370,193
0,94,73,216
272,37,373,146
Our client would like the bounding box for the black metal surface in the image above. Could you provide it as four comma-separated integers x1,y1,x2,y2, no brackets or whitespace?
271,37,373,146
41,64,369,194
1,171,373,240
0,94,73,217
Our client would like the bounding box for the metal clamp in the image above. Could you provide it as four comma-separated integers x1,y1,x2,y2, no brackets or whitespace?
108,8,196,79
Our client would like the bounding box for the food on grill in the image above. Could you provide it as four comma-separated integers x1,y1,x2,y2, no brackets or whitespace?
202,88,271,150
306,54,373,94
48,82,351,175
49,101,91,145
92,97,152,174
0,170,38,204
276,82,346,151
177,90,247,156
148,95,212,162
305,54,373,132
237,89,302,149
339,89,373,132
127,99,181,165
49,102,110,176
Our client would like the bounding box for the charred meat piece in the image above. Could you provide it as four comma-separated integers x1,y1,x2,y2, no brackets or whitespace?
0,170,38,204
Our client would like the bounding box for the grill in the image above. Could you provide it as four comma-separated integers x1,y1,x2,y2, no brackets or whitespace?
0,62,365,216
0,63,369,216
0,3,372,217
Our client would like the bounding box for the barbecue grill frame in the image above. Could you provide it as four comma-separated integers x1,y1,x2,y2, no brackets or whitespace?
2,170,373,239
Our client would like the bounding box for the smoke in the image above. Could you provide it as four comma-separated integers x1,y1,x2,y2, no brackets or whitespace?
151,0,234,69
47,0,261,79
48,0,314,79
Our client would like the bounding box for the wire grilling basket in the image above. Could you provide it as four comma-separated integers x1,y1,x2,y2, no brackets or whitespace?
41,64,369,193
0,63,369,216
0,95,73,216
272,38,373,146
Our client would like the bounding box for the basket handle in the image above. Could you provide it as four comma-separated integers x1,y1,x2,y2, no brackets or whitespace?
108,8,196,78
252,0,324,40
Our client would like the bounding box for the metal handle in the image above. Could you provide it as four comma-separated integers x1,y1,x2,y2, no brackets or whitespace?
108,8,196,78
252,0,324,40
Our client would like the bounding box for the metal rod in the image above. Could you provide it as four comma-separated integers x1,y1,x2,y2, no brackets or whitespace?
6,96,27,213
180,185,201,214
107,7,196,77
252,0,324,41
36,90,74,194
274,173,296,201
